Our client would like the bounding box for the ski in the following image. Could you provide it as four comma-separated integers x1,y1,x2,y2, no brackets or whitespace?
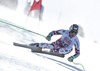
13,42,65,58
13,42,41,52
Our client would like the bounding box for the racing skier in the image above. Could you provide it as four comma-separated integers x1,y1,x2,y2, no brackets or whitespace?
29,24,80,62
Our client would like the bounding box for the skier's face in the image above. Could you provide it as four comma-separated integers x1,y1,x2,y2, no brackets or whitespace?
69,32,76,38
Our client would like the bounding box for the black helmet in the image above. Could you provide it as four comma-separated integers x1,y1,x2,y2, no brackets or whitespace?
69,24,79,34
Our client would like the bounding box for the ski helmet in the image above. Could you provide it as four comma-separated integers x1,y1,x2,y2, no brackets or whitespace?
69,24,79,34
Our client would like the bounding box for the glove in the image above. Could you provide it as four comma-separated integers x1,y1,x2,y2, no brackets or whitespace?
46,35,51,41
46,32,53,41
68,56,75,62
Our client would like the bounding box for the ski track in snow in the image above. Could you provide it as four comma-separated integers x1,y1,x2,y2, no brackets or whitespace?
35,53,83,71
0,23,50,71
0,53,50,71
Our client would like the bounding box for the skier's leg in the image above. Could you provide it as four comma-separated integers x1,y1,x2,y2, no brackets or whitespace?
29,43,54,51
30,43,54,49
29,43,39,47
39,43,54,49
58,48,72,54
29,43,42,51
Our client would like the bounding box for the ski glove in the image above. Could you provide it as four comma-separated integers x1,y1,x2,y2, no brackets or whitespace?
46,32,53,41
46,35,51,41
68,56,75,62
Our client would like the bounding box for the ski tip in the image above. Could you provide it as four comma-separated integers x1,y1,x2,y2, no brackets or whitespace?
13,42,17,46
13,42,23,46
13,42,15,45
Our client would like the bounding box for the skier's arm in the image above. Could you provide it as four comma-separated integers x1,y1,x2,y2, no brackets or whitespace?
68,40,80,62
73,47,80,58
68,48,80,62
46,29,65,41
72,38,80,59
47,29,65,37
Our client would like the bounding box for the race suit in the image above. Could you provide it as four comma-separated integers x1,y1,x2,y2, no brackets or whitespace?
38,29,80,57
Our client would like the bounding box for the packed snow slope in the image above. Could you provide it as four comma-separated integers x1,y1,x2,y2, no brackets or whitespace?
0,19,82,71
0,18,100,71
0,0,100,71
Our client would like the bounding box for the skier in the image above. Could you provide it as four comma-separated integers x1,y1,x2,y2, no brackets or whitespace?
29,24,80,62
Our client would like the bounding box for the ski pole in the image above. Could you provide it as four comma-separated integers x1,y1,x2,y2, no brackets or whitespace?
25,8,31,24
0,19,46,38
72,61,86,71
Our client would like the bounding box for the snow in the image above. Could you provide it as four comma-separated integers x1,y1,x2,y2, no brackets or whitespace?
0,24,83,71
0,0,100,71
